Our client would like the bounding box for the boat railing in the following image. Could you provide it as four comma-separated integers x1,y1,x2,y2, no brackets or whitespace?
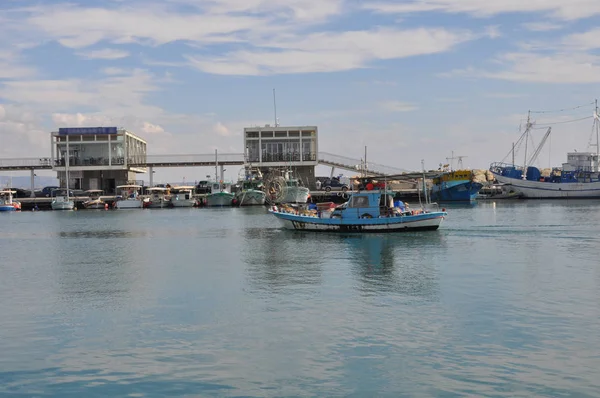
490,162,524,171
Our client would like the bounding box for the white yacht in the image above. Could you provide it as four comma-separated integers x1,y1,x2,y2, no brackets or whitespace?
171,186,197,207
114,185,143,209
51,188,75,211
145,187,172,208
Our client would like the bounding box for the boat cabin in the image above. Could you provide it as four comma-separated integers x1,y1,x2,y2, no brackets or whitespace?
116,184,142,199
172,186,194,200
330,191,407,219
211,182,232,193
241,180,263,191
0,190,15,205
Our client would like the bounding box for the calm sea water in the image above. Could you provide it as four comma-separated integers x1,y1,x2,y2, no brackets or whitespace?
1,201,600,397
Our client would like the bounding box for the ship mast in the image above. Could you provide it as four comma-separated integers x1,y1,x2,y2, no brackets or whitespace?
522,111,532,180
594,100,600,172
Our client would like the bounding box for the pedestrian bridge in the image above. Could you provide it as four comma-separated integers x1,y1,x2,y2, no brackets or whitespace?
0,152,409,176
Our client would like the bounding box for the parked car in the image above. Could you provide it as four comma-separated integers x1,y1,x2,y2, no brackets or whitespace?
323,177,349,192
36,186,60,197
7,188,32,198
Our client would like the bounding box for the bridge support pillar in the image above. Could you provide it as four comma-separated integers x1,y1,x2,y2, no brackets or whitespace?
219,165,224,182
149,166,154,187
330,166,335,178
30,169,36,197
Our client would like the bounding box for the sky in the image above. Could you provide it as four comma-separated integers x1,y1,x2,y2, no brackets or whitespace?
2,0,600,183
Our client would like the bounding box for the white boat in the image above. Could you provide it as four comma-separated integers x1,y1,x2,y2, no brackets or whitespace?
0,190,20,212
206,182,235,207
235,180,266,206
83,189,107,209
281,178,310,204
491,104,600,198
51,188,75,211
114,185,143,209
145,187,172,208
171,186,197,208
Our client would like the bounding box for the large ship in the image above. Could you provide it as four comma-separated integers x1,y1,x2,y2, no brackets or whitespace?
431,169,483,202
430,155,483,202
490,104,600,199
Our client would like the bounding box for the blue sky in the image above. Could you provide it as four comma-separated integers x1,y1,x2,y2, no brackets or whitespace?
2,0,600,183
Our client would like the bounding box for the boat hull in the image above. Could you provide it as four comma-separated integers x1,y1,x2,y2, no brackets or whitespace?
270,210,446,232
51,201,75,210
0,205,17,212
145,200,172,209
172,199,196,208
83,200,106,209
206,192,235,207
115,199,143,209
431,180,483,202
235,190,266,206
493,173,600,198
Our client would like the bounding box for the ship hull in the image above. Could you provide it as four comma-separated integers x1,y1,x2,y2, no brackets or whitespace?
235,190,266,206
493,173,600,198
270,210,445,232
51,201,75,210
431,180,483,202
206,192,235,207
115,199,143,209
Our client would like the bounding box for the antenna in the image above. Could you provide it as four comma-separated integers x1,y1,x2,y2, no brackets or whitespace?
273,88,278,127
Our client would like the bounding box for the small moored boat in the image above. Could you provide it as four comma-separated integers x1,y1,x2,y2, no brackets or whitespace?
145,187,172,208
0,190,20,212
83,189,107,209
171,186,197,207
270,188,447,232
206,182,235,207
114,185,143,209
51,188,75,211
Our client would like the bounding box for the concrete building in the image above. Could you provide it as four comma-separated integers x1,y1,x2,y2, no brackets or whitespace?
244,125,318,187
51,127,147,193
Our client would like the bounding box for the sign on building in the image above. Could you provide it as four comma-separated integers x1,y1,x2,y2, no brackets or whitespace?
58,127,118,135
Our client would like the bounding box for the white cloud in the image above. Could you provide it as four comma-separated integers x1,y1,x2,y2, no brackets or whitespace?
521,22,564,32
77,48,130,60
363,0,600,21
439,44,600,84
23,4,277,48
380,101,419,112
187,27,475,75
561,28,600,51
485,53,600,83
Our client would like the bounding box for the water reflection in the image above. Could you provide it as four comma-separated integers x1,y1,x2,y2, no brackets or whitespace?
242,228,324,293
342,233,444,300
52,217,143,309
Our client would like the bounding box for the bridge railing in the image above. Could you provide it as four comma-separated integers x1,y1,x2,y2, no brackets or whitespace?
139,153,245,165
0,157,53,168
318,152,409,175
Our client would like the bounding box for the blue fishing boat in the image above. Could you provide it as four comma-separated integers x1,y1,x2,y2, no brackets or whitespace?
431,169,483,202
269,187,447,232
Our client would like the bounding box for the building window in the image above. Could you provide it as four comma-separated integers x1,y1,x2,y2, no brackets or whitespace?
261,131,273,138
246,131,259,138
274,131,287,138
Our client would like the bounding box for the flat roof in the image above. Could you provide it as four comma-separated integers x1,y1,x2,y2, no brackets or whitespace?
244,125,317,131
52,127,147,144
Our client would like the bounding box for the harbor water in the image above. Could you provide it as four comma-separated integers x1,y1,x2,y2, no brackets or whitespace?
1,201,600,397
